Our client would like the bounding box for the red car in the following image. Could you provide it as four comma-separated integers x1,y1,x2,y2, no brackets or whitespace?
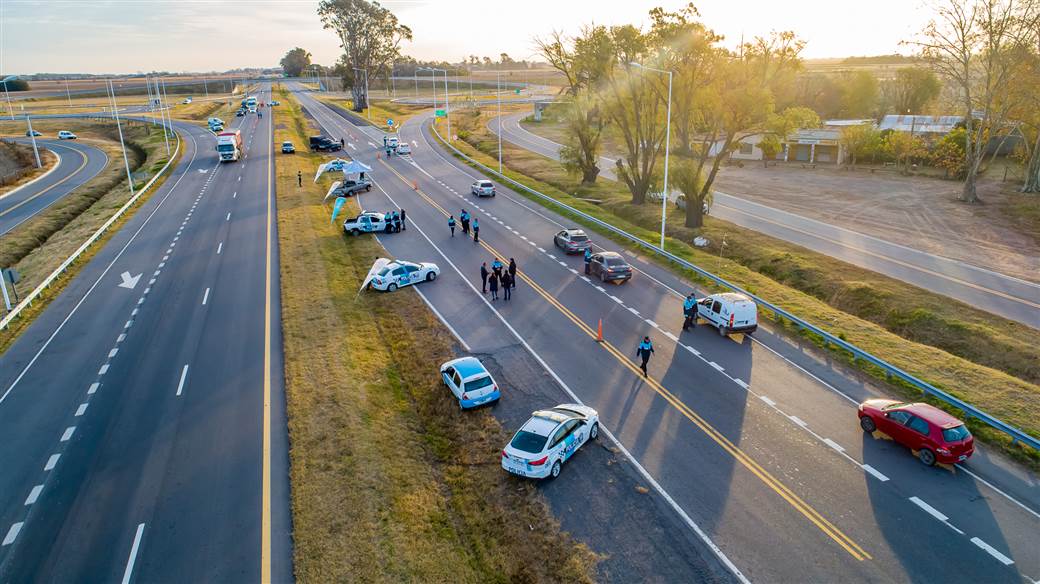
858,399,974,466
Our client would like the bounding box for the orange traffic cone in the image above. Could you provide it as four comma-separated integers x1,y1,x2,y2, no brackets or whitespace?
412,180,418,190
596,319,604,342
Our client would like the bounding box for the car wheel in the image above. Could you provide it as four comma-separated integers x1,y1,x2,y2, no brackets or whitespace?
918,448,936,466
599,271,606,282
387,283,398,292
351,229,360,236
859,416,877,433
718,326,728,337
366,185,371,192
426,272,437,282
590,423,599,440
549,460,561,479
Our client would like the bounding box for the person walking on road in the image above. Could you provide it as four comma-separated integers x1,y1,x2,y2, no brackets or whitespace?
460,210,470,235
297,171,302,187
448,215,456,237
584,247,592,275
472,218,480,243
682,293,697,331
480,262,489,293
489,272,499,300
508,258,517,288
636,336,654,378
491,258,504,279
399,208,407,231
340,138,345,148
501,271,512,301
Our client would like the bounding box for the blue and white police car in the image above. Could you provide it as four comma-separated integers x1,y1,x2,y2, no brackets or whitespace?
362,258,440,292
501,404,599,479
440,356,501,409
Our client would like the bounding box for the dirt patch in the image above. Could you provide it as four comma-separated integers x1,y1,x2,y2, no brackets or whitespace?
0,141,56,194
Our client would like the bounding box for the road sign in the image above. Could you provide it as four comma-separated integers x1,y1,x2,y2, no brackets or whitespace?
434,109,446,118
386,118,394,127
2,268,19,284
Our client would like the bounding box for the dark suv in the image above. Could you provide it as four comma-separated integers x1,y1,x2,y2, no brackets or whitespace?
309,135,342,152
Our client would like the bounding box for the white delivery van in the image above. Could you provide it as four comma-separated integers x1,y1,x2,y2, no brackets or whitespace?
695,292,758,336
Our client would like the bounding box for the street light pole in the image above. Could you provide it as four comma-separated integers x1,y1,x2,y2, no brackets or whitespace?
157,78,171,155
630,62,673,250
25,116,41,168
107,79,135,196
497,71,502,173
2,80,14,120
65,77,73,108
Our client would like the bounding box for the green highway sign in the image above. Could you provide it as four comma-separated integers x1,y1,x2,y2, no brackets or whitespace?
435,109,446,117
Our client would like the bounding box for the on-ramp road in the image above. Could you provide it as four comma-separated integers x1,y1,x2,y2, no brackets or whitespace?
295,86,1040,584
0,138,108,236
0,87,292,582
489,111,1040,329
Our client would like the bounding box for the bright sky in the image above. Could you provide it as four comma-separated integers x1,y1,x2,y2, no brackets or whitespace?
1,0,933,74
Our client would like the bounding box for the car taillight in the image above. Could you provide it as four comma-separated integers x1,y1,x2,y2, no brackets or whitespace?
530,456,549,466
373,277,382,284
461,392,469,400
501,450,508,458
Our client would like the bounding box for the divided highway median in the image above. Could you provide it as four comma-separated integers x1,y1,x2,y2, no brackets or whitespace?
273,87,599,582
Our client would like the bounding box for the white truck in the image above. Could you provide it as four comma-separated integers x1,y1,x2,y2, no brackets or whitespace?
695,292,758,336
216,129,243,162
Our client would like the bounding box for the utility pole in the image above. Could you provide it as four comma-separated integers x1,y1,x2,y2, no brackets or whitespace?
65,77,73,108
497,71,502,173
107,79,136,196
203,76,209,98
2,80,14,120
157,78,171,155
25,116,41,168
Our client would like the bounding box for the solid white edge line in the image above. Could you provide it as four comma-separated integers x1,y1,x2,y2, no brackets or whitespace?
861,464,889,482
175,364,189,396
970,537,1015,566
120,523,146,584
362,171,750,584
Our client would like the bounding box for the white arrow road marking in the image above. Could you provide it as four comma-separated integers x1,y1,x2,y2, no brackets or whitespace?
197,169,208,173
118,272,142,289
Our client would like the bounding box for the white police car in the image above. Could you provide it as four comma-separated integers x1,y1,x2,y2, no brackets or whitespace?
501,404,599,479
440,356,501,409
362,258,439,292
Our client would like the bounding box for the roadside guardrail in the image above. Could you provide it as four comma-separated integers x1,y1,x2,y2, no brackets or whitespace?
431,123,1039,452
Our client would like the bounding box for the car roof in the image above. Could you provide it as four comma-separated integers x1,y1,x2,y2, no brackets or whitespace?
564,228,586,236
476,179,492,184
386,260,419,269
519,414,562,437
452,357,488,379
598,251,623,259
900,403,964,428
715,292,752,303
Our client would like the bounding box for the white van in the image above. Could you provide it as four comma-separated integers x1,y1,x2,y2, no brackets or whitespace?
695,292,758,336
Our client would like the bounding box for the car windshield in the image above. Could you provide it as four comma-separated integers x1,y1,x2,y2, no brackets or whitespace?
881,402,906,411
479,182,492,188
510,431,548,454
217,144,235,152
464,376,493,392
942,425,971,442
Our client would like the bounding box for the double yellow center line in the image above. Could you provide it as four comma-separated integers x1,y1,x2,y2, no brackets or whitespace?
379,158,872,562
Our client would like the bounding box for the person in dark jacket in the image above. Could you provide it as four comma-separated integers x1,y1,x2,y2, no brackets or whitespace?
480,262,489,293
488,272,499,300
460,209,470,235
636,336,654,378
501,272,512,301
508,258,517,288
491,258,504,279
399,208,407,231
448,216,456,237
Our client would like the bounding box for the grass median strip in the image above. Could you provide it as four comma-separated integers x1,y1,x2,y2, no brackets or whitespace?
434,117,1040,468
274,87,598,582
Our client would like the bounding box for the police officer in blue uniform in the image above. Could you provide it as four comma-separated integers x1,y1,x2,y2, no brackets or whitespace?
683,292,697,331
636,336,654,378
584,247,593,274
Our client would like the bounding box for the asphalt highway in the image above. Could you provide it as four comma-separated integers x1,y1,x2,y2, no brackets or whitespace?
295,86,1040,583
489,111,1040,329
0,138,108,236
0,88,292,582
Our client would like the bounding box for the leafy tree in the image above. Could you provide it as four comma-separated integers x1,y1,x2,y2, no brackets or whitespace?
758,135,782,167
0,79,29,91
318,0,412,112
883,131,927,174
838,70,879,118
931,128,968,178
280,47,312,77
881,67,942,114
840,124,881,168
535,31,580,95
672,159,708,227
559,94,605,184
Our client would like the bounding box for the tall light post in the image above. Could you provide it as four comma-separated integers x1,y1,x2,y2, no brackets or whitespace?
630,62,673,251
1,77,16,120
352,67,370,121
64,77,73,108
25,116,41,168
420,67,451,141
107,79,136,196
497,71,502,173
156,77,172,155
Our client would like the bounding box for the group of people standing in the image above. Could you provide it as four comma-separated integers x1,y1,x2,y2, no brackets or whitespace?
448,209,479,242
383,208,406,233
480,257,517,301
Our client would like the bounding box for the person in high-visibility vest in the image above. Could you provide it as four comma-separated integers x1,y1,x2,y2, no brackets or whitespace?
584,248,592,274
636,336,654,378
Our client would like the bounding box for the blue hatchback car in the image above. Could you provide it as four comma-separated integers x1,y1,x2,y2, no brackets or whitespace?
440,357,501,409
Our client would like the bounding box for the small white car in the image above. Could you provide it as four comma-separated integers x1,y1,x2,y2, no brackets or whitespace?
553,228,591,254
57,131,77,140
363,258,440,292
440,357,501,409
695,292,758,336
343,211,387,235
471,180,496,197
396,143,412,155
501,404,599,479
182,97,193,104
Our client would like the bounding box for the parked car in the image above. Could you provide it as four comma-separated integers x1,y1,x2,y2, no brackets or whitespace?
675,194,710,215
694,292,757,336
25,129,42,137
588,251,632,283
440,357,501,409
309,135,342,152
362,258,440,292
396,143,412,155
471,179,496,197
501,404,599,479
236,109,246,117
281,141,295,154
858,400,974,466
343,211,387,235
330,178,372,198
553,229,591,254
182,97,193,104
270,100,281,106
57,131,77,140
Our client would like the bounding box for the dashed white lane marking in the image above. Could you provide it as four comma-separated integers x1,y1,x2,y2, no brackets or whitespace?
60,426,75,442
520,235,528,240
153,270,161,276
733,378,749,389
580,276,590,283
595,285,605,293
217,242,223,254
537,247,546,253
88,382,99,394
789,415,807,427
75,403,88,417
2,522,23,546
175,364,189,396
226,212,231,221
148,278,156,286
233,191,237,198
237,176,241,181
558,261,567,267
627,306,640,316
202,288,210,305
759,395,776,406
131,308,139,316
685,345,701,356
645,319,659,328
970,537,1014,566
568,268,577,274
909,496,948,521
663,331,678,342
124,320,132,329
708,361,724,372
823,438,845,453
108,348,118,358
44,453,60,471
24,485,42,506
529,241,537,247
121,523,146,584
98,364,109,375
862,464,889,482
